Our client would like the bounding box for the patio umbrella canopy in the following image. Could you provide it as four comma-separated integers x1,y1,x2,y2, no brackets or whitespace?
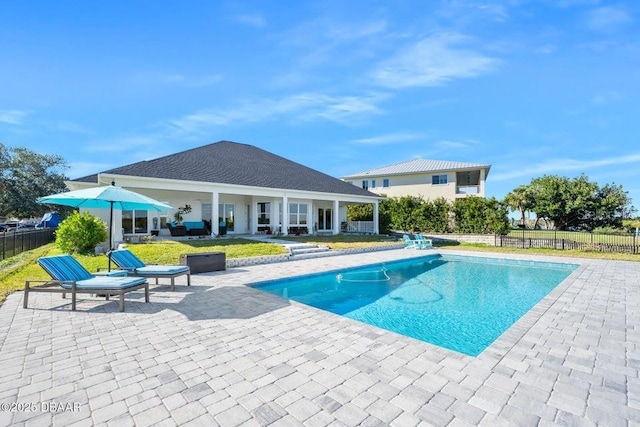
38,182,174,269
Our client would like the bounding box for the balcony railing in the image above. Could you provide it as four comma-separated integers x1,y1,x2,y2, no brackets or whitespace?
341,221,374,234
456,185,480,195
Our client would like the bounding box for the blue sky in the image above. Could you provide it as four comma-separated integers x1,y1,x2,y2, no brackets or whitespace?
2,1,639,213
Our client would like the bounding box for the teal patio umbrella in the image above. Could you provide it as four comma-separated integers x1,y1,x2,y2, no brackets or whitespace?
38,182,174,269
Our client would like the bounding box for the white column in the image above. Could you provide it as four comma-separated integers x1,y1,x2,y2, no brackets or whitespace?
373,200,379,234
479,169,486,197
253,199,259,234
212,191,219,236
282,194,289,236
333,200,340,235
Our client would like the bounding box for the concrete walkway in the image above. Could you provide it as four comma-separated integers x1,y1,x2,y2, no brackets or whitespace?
1,248,639,426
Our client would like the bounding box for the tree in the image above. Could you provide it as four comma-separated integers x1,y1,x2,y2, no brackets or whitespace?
55,211,108,254
526,174,634,230
390,196,424,232
593,183,633,229
428,197,451,233
452,196,509,234
0,143,69,218
503,185,534,227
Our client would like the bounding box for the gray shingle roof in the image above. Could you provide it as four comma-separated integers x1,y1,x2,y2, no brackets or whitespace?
342,158,491,178
73,141,379,198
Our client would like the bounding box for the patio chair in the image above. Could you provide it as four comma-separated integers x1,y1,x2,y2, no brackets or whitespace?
415,234,434,249
108,249,191,291
403,234,420,249
24,255,149,312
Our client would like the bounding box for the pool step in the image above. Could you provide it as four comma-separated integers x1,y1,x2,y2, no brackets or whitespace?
287,244,331,257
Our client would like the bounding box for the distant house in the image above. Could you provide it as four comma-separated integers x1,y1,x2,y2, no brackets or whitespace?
342,158,491,201
65,141,382,243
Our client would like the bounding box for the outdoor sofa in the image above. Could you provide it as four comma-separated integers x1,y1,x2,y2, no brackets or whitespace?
168,221,208,236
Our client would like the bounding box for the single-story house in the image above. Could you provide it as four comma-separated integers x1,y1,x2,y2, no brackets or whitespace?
342,158,491,201
65,141,383,243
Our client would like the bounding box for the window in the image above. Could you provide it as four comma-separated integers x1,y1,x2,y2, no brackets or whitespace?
383,178,389,188
122,210,148,234
218,203,235,232
288,203,308,225
432,175,448,185
258,202,270,225
362,180,368,190
371,180,376,188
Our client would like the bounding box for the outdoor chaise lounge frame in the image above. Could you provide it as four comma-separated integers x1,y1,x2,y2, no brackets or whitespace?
107,249,191,291
24,255,149,312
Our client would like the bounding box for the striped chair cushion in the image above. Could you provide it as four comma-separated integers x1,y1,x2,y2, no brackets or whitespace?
134,265,190,275
109,249,146,269
38,255,94,281
63,276,147,290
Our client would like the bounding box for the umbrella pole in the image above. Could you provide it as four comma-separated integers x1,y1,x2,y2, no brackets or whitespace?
108,201,114,272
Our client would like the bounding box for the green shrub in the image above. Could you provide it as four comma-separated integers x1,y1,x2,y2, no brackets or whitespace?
55,211,108,254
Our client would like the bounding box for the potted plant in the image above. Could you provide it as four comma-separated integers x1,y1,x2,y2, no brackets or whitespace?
173,204,192,225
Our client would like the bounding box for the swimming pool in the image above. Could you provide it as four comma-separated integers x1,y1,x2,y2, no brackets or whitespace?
252,254,578,356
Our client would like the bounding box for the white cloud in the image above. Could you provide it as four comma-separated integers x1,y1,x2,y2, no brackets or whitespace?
591,90,623,105
131,72,222,88
585,6,633,32
491,153,640,181
166,92,386,135
437,139,477,149
372,33,497,89
84,135,161,155
235,13,267,28
55,121,93,134
0,109,29,125
271,19,389,89
351,132,426,145
476,4,509,23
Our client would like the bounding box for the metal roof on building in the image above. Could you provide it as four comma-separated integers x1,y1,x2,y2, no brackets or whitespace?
342,158,491,179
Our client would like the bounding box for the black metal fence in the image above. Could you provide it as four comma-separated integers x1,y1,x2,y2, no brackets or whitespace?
497,229,639,254
0,229,56,261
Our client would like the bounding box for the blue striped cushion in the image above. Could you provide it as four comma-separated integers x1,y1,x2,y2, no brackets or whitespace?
134,265,190,275
61,276,147,290
110,249,146,269
38,255,94,281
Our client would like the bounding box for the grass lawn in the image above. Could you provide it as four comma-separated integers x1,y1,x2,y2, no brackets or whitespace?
506,229,638,245
441,241,640,261
2,233,638,307
0,238,287,305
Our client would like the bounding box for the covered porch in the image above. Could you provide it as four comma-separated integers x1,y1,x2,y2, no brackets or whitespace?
81,183,381,246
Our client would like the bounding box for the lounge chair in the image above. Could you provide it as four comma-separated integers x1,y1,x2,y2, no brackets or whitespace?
415,234,434,249
24,255,149,312
108,249,191,291
403,234,420,249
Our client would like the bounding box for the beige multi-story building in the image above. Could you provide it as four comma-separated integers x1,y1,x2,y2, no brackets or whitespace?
342,158,491,201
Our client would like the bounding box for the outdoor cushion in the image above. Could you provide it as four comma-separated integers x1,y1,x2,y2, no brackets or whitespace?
63,276,147,290
131,265,190,275
109,248,146,269
38,255,94,281
182,221,206,231
108,249,191,291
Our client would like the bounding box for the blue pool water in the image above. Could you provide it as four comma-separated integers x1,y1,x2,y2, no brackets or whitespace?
252,254,578,356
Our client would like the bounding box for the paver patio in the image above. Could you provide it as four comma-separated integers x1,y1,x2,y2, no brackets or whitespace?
0,248,639,426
